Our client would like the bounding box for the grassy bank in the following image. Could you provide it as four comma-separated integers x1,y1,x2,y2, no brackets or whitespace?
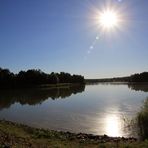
0,120,148,148
137,98,148,141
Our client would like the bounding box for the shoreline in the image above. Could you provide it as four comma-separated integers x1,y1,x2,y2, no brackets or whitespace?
0,120,140,148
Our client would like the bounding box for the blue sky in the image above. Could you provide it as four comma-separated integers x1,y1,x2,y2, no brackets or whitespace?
0,0,148,78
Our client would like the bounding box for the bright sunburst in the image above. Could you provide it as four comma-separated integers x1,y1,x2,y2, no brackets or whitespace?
98,9,119,29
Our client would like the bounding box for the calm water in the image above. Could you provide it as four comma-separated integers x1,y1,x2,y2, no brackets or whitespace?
0,83,148,137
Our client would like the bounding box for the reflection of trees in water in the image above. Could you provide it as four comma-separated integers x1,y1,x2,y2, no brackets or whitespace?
0,85,85,110
128,83,148,92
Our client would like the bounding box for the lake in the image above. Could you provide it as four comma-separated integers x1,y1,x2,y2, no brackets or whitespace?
0,83,148,137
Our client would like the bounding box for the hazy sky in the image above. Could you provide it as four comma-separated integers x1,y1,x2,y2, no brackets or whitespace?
0,0,148,78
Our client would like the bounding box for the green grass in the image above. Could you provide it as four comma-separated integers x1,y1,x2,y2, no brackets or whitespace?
0,120,148,148
137,98,148,140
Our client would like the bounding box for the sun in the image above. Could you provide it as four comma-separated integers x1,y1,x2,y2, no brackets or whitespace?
98,10,119,29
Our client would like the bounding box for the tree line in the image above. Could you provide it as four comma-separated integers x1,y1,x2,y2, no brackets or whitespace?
129,72,148,82
111,72,148,82
86,72,148,83
0,68,85,88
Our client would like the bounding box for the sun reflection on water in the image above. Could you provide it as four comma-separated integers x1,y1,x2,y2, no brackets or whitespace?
105,114,122,137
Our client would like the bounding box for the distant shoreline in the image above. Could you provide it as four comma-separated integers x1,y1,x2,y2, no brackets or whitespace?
0,82,85,90
85,72,148,83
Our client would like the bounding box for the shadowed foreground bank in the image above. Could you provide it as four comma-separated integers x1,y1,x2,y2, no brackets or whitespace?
137,98,148,141
1,120,148,148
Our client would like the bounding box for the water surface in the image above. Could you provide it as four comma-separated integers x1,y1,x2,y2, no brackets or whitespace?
0,83,148,137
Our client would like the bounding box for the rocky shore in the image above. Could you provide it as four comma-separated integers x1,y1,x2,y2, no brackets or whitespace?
0,120,143,148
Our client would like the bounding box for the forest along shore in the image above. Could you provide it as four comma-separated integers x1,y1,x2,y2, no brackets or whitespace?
0,120,140,148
